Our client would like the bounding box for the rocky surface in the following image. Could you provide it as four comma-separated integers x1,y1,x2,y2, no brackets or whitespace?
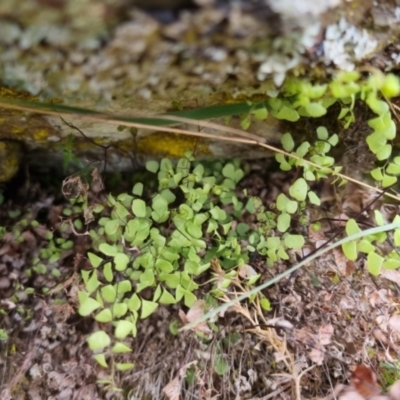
1,0,400,180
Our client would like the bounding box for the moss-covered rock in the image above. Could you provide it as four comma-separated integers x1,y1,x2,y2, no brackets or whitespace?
0,140,21,182
1,0,400,181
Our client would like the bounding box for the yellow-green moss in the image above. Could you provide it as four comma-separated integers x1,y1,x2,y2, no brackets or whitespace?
32,128,51,142
0,141,22,182
135,132,211,158
0,87,38,101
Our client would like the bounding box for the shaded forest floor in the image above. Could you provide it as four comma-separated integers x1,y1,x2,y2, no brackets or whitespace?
2,0,400,399
1,158,400,400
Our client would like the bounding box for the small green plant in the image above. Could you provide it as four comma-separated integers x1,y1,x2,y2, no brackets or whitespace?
74,69,400,382
78,142,358,384
236,71,400,275
341,213,400,275
59,134,84,173
77,153,254,380
226,125,340,271
263,71,400,187
0,328,8,341
380,361,400,391
3,69,400,395
170,71,400,337
3,210,72,285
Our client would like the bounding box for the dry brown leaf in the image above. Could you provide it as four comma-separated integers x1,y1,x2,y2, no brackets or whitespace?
90,167,104,194
376,315,389,332
179,300,212,335
340,296,356,309
333,248,355,276
238,264,257,279
197,387,219,400
162,361,198,400
306,325,334,364
332,213,349,228
338,390,366,400
265,317,294,330
295,327,314,346
0,299,16,310
186,300,206,322
381,269,400,286
309,346,325,365
331,376,400,400
345,260,356,276
372,329,389,345
62,175,88,200
296,325,333,365
370,291,384,307
33,225,52,240
52,303,75,323
317,383,346,400
308,224,326,243
83,206,95,225
372,397,392,400
162,376,181,400
178,309,188,324
324,292,334,302
388,315,400,332
342,184,377,220
21,230,37,248
351,364,381,399
319,324,334,346
0,242,11,256
339,390,390,400
281,293,302,304
388,380,400,400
